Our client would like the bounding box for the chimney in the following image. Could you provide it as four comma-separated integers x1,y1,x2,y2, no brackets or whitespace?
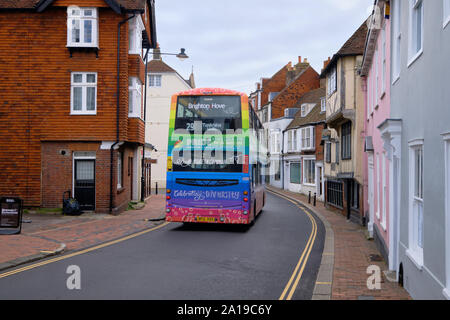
322,57,331,71
298,56,302,64
153,43,161,60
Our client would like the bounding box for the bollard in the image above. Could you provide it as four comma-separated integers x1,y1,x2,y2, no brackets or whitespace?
308,191,311,204
155,182,158,195
314,193,316,206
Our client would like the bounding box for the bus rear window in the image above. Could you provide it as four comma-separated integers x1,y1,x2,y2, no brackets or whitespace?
175,96,242,133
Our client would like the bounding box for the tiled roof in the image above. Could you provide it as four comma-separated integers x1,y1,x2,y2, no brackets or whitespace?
148,59,176,73
0,0,147,10
286,87,326,130
148,59,194,88
320,20,369,77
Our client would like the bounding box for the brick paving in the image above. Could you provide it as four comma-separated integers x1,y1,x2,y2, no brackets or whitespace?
0,195,166,266
267,186,411,300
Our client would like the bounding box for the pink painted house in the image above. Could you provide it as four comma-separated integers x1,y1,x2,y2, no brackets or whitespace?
360,0,395,270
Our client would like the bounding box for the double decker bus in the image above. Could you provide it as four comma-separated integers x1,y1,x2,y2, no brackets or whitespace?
165,88,266,225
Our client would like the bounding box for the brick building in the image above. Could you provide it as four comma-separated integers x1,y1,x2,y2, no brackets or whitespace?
0,0,157,213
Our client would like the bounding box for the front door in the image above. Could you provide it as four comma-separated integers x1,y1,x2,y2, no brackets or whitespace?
74,159,95,211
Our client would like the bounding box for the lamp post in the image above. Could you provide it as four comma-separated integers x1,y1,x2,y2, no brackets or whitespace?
141,48,189,202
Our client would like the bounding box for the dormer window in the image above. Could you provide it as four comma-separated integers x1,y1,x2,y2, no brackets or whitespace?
301,103,314,117
321,97,326,113
268,92,279,102
67,7,98,48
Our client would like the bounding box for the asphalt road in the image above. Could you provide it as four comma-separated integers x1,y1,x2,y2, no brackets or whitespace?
0,191,324,300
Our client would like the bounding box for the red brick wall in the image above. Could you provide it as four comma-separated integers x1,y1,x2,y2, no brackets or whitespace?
41,142,136,213
271,67,320,119
0,6,149,208
260,64,290,107
315,123,325,162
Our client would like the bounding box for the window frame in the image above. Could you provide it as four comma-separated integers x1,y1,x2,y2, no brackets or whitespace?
320,97,326,113
443,133,450,296
407,139,424,269
128,15,145,57
341,122,352,160
149,74,162,87
70,72,97,115
67,7,99,48
117,151,123,190
408,0,424,68
128,77,142,118
303,158,316,186
392,0,402,83
327,67,337,96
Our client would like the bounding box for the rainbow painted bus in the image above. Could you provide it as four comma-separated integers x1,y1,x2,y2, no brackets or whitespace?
165,88,267,225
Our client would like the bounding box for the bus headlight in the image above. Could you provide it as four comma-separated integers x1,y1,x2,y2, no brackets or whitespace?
166,209,171,213
243,210,248,215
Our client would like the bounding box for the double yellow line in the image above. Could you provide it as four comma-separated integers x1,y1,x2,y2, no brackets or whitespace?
267,190,318,300
0,222,170,279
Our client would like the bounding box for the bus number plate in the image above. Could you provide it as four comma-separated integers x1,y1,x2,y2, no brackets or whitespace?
196,217,216,223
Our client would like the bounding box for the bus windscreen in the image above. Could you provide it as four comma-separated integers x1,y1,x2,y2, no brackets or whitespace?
175,95,242,133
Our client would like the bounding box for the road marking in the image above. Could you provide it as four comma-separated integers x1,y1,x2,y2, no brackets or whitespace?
316,282,332,285
267,190,318,300
0,222,170,279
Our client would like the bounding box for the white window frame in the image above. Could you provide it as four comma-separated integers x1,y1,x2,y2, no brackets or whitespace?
320,97,326,113
301,126,315,151
392,0,402,83
443,133,450,298
303,158,316,186
117,151,123,190
408,0,424,67
129,15,144,57
381,25,387,96
327,67,337,96
71,72,97,115
128,77,142,118
407,139,424,269
375,48,379,107
67,7,98,48
149,74,162,87
376,153,381,219
381,152,387,230
444,0,450,29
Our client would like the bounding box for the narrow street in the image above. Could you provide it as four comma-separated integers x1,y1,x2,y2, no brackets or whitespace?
0,192,324,300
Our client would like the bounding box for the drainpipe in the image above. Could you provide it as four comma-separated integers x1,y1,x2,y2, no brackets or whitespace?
110,13,136,214
141,47,150,202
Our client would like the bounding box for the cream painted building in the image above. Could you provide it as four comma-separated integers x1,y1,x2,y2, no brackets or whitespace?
145,51,194,193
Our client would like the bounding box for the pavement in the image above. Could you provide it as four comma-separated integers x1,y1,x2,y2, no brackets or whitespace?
266,186,411,300
0,195,166,272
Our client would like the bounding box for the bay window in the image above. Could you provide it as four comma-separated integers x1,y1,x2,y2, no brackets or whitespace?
301,126,315,151
129,15,144,57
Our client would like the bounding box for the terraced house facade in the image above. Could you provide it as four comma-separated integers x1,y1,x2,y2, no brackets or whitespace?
0,0,157,213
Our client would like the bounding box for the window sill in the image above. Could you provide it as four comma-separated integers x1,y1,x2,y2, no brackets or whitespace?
303,183,316,187
70,111,97,116
406,248,424,271
117,187,125,194
407,49,423,69
380,220,387,231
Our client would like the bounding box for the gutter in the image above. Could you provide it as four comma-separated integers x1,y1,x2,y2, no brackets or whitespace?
109,13,136,214
141,47,151,202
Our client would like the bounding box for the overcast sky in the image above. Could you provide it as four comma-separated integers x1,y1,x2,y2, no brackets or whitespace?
153,0,372,95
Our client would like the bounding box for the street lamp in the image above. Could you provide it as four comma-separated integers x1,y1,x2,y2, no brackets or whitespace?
147,48,189,62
